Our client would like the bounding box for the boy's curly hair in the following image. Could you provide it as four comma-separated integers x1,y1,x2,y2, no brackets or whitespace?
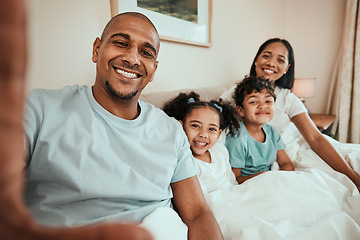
163,91,240,136
233,76,276,108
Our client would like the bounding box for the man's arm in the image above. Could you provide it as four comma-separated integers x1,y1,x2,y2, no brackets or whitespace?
171,176,224,240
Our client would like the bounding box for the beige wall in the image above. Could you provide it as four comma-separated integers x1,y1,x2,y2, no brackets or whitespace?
27,0,345,113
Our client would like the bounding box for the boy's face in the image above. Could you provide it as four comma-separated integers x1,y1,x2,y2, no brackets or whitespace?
237,89,275,126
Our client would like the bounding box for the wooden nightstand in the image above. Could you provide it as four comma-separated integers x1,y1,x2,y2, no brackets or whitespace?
309,113,336,132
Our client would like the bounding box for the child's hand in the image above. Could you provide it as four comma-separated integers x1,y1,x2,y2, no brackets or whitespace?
276,150,295,171
232,168,266,184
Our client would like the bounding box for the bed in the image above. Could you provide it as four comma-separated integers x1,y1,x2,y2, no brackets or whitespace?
205,123,360,240
139,86,360,240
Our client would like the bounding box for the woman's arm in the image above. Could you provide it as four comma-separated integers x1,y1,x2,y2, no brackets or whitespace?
276,149,295,171
291,112,360,189
232,168,265,184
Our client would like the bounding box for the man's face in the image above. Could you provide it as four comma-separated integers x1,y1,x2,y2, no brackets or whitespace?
92,14,159,101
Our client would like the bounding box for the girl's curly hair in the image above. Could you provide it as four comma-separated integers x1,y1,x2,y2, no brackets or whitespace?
163,91,240,136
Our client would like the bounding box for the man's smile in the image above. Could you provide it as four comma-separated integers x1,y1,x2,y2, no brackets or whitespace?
113,66,143,80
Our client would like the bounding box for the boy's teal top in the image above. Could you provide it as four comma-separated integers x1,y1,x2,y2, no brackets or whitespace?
226,121,285,176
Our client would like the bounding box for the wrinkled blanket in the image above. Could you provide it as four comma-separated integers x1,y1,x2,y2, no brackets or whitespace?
206,123,360,239
142,123,360,240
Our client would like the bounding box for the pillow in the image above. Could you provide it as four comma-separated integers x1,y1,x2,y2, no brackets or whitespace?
219,85,236,106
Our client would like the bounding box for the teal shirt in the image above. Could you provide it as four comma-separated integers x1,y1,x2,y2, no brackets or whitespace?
24,85,198,226
225,122,285,176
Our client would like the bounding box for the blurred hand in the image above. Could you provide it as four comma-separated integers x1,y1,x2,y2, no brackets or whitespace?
0,1,153,239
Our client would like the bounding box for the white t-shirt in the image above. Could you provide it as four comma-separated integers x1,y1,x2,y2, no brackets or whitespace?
24,85,198,226
196,142,237,193
220,85,307,133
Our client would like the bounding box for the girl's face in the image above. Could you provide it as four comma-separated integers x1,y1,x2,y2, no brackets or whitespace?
254,42,290,83
181,107,222,159
237,89,275,126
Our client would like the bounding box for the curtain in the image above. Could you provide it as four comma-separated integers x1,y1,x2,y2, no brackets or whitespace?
327,0,360,143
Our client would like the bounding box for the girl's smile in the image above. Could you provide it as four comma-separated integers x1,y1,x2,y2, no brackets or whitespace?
181,107,222,162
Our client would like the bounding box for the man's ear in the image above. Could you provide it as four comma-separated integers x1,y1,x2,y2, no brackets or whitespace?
236,106,245,117
148,61,159,83
179,120,183,126
92,37,101,63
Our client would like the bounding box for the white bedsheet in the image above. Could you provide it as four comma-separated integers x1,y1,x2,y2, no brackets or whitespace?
141,207,188,240
205,169,360,240
142,123,360,240
208,123,360,239
279,122,360,175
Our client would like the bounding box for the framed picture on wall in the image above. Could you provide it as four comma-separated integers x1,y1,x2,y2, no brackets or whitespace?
110,0,212,47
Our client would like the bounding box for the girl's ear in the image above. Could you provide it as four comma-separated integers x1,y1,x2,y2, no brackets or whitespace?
179,120,183,126
236,106,245,117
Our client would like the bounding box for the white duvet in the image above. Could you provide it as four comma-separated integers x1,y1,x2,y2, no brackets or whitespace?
141,123,360,240
205,169,360,240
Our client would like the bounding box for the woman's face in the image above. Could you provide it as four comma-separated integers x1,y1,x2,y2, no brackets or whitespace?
254,42,290,83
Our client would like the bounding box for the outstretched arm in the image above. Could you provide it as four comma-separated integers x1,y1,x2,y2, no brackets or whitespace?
292,112,360,190
0,0,33,234
0,0,153,239
171,176,224,240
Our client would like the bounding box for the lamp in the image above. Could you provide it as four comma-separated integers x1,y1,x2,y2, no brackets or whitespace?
292,78,316,103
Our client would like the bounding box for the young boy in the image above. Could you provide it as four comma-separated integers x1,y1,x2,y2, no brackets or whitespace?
225,76,295,184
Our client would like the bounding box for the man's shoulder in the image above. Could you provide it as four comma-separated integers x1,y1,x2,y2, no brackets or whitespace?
26,85,91,114
139,100,184,130
140,100,178,120
28,85,88,98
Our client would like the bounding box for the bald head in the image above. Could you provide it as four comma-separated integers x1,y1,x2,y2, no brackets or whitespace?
101,12,160,52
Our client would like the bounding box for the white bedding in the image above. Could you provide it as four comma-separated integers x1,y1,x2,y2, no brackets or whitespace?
205,169,360,240
208,123,360,239
141,123,360,240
